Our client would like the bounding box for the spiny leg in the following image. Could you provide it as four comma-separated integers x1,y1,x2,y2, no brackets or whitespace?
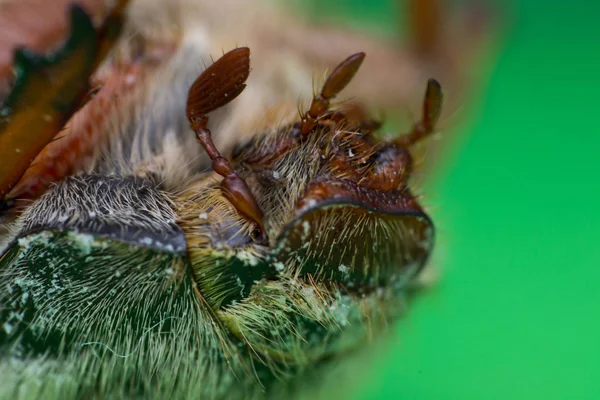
395,78,443,147
301,52,366,136
186,47,267,243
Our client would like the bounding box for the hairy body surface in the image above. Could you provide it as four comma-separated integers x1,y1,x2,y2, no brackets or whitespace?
0,0,491,398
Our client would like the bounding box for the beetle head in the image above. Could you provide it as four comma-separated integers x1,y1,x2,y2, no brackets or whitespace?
178,48,441,368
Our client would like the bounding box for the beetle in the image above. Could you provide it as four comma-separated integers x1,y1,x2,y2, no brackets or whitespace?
0,0,490,398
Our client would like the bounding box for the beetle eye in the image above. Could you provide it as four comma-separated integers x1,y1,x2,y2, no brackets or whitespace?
250,226,268,245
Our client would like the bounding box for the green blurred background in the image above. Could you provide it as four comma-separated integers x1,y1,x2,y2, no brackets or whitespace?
300,0,600,399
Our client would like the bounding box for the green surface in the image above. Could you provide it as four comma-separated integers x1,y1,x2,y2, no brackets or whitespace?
308,1,600,399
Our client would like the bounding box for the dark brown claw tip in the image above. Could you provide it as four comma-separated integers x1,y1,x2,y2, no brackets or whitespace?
220,174,266,233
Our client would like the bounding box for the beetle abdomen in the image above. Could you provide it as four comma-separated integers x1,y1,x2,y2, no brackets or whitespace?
0,174,250,398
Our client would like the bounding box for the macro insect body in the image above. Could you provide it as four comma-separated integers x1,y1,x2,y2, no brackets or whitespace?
0,1,445,399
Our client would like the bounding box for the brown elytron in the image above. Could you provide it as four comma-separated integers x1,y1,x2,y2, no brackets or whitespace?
186,47,267,242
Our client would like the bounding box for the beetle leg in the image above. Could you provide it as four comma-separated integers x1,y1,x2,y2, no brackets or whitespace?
0,1,131,202
300,52,365,136
186,47,267,243
0,0,128,200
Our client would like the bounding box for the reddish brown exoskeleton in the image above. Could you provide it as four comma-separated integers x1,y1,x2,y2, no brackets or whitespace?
0,1,491,398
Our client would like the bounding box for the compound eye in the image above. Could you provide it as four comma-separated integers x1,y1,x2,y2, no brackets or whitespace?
250,226,268,245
